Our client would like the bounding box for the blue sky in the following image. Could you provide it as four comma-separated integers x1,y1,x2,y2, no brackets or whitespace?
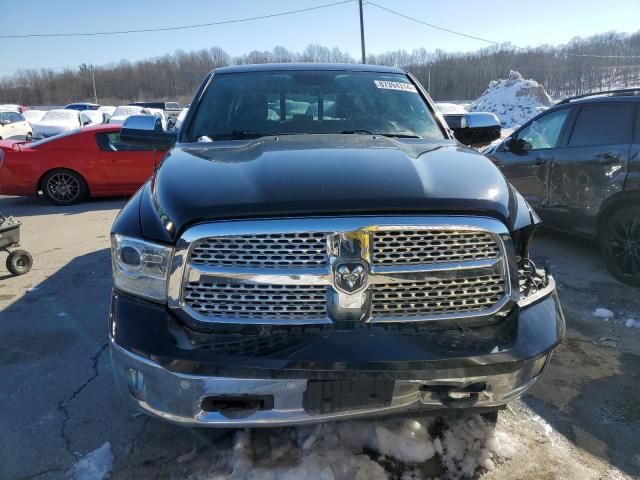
2,0,640,77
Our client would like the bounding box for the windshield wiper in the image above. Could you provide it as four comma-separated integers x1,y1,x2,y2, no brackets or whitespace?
341,129,375,135
341,130,420,139
375,133,421,139
210,130,267,140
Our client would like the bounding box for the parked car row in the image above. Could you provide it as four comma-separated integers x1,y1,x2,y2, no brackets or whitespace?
0,100,180,142
0,100,182,141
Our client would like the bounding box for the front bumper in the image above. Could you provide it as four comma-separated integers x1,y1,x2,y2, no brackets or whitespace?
109,286,564,427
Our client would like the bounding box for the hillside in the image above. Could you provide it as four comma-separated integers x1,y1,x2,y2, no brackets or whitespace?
2,31,640,105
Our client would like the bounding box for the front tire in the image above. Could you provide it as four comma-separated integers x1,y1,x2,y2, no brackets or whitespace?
600,205,640,286
41,169,88,205
6,249,33,276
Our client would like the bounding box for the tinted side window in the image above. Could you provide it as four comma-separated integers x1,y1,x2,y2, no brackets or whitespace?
96,132,150,152
514,108,571,151
569,104,632,147
634,106,640,143
8,112,24,123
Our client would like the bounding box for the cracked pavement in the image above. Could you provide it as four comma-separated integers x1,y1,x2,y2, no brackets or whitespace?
0,195,639,479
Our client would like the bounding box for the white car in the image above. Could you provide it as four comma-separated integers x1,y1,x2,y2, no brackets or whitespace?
0,104,23,112
32,109,93,139
81,109,110,125
22,109,47,125
97,105,116,117
108,106,149,125
0,110,32,140
147,108,168,130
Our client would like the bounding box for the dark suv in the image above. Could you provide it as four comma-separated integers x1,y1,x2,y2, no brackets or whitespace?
109,64,563,427
487,89,640,286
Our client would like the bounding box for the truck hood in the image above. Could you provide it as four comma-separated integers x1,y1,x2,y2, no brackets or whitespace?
143,135,519,241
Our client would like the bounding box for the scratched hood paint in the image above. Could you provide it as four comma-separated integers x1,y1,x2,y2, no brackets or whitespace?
143,135,517,240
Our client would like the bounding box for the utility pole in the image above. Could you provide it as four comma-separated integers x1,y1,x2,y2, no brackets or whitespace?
90,65,98,104
358,0,366,64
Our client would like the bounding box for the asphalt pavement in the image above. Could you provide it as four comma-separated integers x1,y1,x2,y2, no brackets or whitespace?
0,195,638,480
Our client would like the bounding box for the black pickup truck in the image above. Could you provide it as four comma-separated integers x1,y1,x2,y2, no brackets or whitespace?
109,63,564,427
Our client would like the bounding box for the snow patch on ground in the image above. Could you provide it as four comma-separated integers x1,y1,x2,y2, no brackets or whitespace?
468,71,552,129
206,415,513,480
70,442,113,480
592,308,615,319
625,318,640,328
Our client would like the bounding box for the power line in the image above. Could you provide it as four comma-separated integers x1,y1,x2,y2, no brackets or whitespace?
0,0,353,39
367,1,640,60
367,2,521,50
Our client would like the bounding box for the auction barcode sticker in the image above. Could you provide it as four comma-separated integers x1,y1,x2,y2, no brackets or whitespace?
531,121,546,136
374,80,418,92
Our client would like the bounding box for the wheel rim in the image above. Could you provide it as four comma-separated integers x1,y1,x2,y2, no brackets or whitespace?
46,173,80,203
16,257,27,269
604,213,640,277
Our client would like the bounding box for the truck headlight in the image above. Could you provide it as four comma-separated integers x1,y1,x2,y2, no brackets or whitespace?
111,234,173,302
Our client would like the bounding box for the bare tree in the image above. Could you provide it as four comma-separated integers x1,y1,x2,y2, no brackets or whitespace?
2,31,640,105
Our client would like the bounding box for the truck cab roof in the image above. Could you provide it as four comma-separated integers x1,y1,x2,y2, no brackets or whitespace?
212,63,406,75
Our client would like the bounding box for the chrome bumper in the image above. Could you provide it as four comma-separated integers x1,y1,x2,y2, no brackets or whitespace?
110,340,549,427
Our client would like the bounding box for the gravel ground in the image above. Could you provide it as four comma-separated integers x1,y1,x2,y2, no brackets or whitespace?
0,195,639,480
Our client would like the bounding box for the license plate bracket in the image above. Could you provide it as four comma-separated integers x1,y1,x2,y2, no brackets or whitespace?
303,378,395,415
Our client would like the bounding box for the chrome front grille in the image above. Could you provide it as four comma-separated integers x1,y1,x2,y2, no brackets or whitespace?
371,275,505,319
190,232,328,269
171,217,514,326
184,282,327,320
372,230,500,266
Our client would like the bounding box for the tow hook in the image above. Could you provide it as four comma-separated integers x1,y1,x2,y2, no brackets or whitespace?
419,383,487,408
201,395,274,419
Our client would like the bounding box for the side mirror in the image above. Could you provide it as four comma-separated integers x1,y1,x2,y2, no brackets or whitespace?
444,112,501,147
120,115,176,150
507,137,527,154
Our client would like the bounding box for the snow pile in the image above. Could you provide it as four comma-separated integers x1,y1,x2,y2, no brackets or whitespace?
592,308,615,319
207,415,515,480
70,442,113,480
435,102,467,114
468,71,552,128
625,318,640,328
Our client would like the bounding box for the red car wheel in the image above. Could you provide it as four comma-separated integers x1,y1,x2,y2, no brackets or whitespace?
41,169,88,205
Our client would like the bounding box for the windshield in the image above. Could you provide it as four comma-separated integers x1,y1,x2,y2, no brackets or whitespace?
186,71,445,141
42,110,77,122
29,128,82,146
112,106,144,117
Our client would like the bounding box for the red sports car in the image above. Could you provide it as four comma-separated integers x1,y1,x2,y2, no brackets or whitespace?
0,124,165,205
